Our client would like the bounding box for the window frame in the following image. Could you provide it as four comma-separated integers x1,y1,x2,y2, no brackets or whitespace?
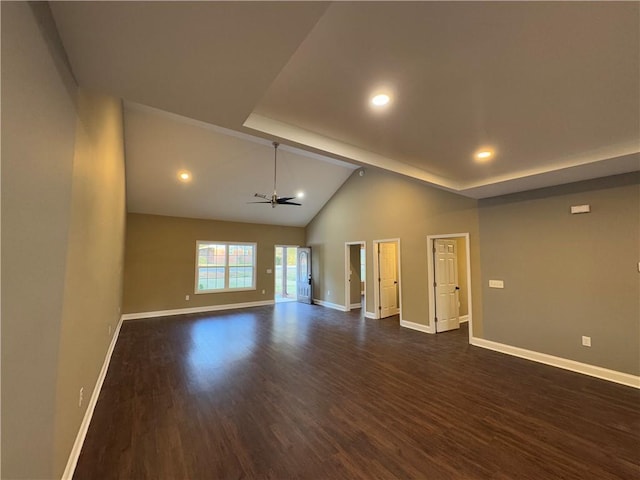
195,240,257,294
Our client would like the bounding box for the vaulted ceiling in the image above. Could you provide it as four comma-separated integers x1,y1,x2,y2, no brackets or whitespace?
50,1,639,225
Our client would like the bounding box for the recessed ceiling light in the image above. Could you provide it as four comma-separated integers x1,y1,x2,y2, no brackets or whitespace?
474,149,494,162
371,94,391,107
178,170,191,182
296,191,305,199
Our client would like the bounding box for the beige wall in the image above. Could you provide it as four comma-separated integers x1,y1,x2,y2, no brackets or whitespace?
53,92,127,475
1,3,127,478
479,173,640,375
123,213,305,313
306,168,482,333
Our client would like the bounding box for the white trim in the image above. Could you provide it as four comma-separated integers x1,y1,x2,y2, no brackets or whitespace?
400,320,433,334
195,240,257,294
244,113,455,189
62,315,124,480
344,241,366,313
313,299,348,312
274,244,300,300
365,311,376,319
350,303,362,309
427,233,473,338
470,337,640,389
244,112,639,200
459,315,469,324
121,300,275,321
372,238,402,321
127,101,357,170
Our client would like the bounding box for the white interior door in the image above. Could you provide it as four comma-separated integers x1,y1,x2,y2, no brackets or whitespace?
434,239,460,332
378,242,399,318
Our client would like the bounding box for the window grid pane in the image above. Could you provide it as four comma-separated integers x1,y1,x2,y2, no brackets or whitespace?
196,242,255,292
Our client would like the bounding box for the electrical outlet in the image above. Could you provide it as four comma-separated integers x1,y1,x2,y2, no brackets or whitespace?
261,289,265,294
78,387,84,407
327,290,331,296
185,294,190,301
582,336,591,347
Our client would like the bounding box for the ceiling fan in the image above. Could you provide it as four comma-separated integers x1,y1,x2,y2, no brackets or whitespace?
250,142,301,208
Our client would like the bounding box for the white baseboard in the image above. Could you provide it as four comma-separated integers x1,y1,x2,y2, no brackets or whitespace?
470,337,640,389
350,303,362,309
365,311,376,319
62,314,124,479
459,315,469,323
121,300,275,321
400,319,435,334
313,299,347,312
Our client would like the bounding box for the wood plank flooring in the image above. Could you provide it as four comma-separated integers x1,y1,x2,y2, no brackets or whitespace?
74,303,640,479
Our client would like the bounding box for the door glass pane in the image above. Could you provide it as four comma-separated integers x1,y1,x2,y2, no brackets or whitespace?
275,247,283,296
298,252,307,281
286,247,297,296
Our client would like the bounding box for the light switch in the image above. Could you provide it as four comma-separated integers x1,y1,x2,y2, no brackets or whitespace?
489,280,504,289
266,269,272,274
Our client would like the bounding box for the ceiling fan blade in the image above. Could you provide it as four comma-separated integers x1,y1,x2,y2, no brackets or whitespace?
249,143,303,207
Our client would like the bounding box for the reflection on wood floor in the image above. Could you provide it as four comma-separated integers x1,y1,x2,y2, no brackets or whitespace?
74,303,640,479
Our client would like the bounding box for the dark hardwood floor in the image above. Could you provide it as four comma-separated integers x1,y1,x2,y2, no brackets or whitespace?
75,303,640,479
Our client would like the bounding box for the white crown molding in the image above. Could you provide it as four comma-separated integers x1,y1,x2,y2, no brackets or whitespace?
244,113,459,190
244,113,639,199
126,101,357,169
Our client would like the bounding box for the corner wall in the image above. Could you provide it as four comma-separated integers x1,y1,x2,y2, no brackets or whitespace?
478,173,640,375
1,3,127,478
122,213,305,314
305,168,482,333
53,92,127,476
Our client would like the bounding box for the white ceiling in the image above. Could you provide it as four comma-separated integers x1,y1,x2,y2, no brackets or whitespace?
124,103,355,227
50,1,639,223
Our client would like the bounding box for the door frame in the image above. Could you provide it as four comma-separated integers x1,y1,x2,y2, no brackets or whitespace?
344,241,366,312
274,244,299,302
426,233,473,340
372,238,402,320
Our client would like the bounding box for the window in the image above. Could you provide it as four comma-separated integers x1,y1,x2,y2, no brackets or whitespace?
196,241,256,293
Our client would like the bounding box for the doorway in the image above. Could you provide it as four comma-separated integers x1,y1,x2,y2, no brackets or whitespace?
426,233,472,338
275,246,297,303
373,239,401,320
345,242,366,311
